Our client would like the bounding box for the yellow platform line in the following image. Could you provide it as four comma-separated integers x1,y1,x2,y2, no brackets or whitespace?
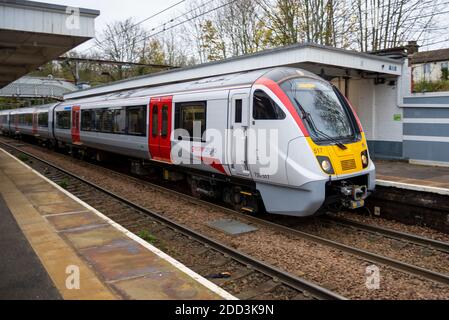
0,147,236,300
0,151,118,300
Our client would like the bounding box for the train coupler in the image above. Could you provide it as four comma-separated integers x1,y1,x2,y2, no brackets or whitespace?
340,184,368,209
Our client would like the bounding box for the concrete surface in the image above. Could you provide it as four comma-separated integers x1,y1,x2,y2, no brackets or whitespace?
0,195,61,300
376,160,449,190
0,148,228,300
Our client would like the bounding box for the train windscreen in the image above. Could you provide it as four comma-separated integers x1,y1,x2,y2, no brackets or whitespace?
280,78,357,142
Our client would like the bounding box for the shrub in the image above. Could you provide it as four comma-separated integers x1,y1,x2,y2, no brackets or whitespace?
413,79,449,93
137,230,157,244
58,178,69,189
17,154,29,162
442,68,449,81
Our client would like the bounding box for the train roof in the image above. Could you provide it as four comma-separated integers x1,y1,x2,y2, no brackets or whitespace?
9,107,36,114
63,68,269,105
34,103,59,111
63,67,321,106
5,103,58,114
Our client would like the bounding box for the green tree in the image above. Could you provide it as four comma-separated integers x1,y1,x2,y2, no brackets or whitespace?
199,20,226,61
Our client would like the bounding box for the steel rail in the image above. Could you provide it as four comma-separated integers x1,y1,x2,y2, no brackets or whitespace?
324,215,449,254
0,140,345,300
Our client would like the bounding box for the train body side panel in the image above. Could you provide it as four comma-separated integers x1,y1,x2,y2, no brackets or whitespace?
76,99,150,160
171,90,230,175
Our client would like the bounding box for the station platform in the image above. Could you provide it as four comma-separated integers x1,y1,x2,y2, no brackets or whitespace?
0,148,233,300
375,160,449,195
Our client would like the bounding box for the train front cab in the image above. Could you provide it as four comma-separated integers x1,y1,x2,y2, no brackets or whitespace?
250,68,375,217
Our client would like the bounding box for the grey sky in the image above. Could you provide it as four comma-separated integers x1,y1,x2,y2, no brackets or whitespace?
38,0,449,54
39,0,185,52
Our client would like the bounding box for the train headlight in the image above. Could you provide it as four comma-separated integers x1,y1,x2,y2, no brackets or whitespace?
317,156,335,174
361,150,369,168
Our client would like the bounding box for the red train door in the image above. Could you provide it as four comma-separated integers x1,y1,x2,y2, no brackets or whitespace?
149,96,172,162
71,106,81,145
32,113,38,136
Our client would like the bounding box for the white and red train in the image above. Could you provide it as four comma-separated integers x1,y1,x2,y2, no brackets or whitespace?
0,67,375,216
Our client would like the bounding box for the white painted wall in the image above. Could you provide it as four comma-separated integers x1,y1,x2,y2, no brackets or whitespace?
374,82,403,142
345,78,402,142
412,61,449,83
346,79,374,140
0,3,96,37
400,58,449,103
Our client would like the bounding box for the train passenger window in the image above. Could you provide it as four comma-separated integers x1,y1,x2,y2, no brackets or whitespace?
253,90,286,120
56,111,71,129
94,110,102,131
174,101,206,141
81,110,94,131
127,106,146,136
113,108,126,134
24,114,33,126
235,99,242,123
161,105,168,138
99,109,113,133
152,105,158,137
38,113,48,127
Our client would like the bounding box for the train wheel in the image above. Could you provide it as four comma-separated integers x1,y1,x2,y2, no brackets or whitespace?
188,178,201,198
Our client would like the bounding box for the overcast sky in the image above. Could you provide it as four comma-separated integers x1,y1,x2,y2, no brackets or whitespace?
38,0,449,54
40,0,185,52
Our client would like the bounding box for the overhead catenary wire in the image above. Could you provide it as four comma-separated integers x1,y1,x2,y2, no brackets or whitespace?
78,0,449,57
122,0,240,48
147,0,217,32
79,0,189,54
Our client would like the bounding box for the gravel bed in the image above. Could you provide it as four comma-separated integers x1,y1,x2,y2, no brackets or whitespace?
289,218,449,275
8,140,449,299
337,211,449,243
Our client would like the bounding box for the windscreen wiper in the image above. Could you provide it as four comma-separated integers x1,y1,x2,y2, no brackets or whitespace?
313,127,348,150
293,97,347,150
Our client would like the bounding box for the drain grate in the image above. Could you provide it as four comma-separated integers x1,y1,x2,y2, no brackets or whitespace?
207,219,258,235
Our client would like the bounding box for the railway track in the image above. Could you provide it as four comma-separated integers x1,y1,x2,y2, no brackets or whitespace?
263,216,449,285
323,215,449,255
0,140,344,301
3,138,449,293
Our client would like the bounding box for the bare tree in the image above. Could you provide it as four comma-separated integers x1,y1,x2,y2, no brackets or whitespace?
213,0,266,55
352,0,445,51
96,18,147,79
89,0,447,70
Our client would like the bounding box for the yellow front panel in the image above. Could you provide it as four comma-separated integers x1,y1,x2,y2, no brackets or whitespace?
307,133,369,175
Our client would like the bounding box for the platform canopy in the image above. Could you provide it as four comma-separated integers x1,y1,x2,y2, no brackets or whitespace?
0,0,99,88
0,75,78,98
64,43,404,100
